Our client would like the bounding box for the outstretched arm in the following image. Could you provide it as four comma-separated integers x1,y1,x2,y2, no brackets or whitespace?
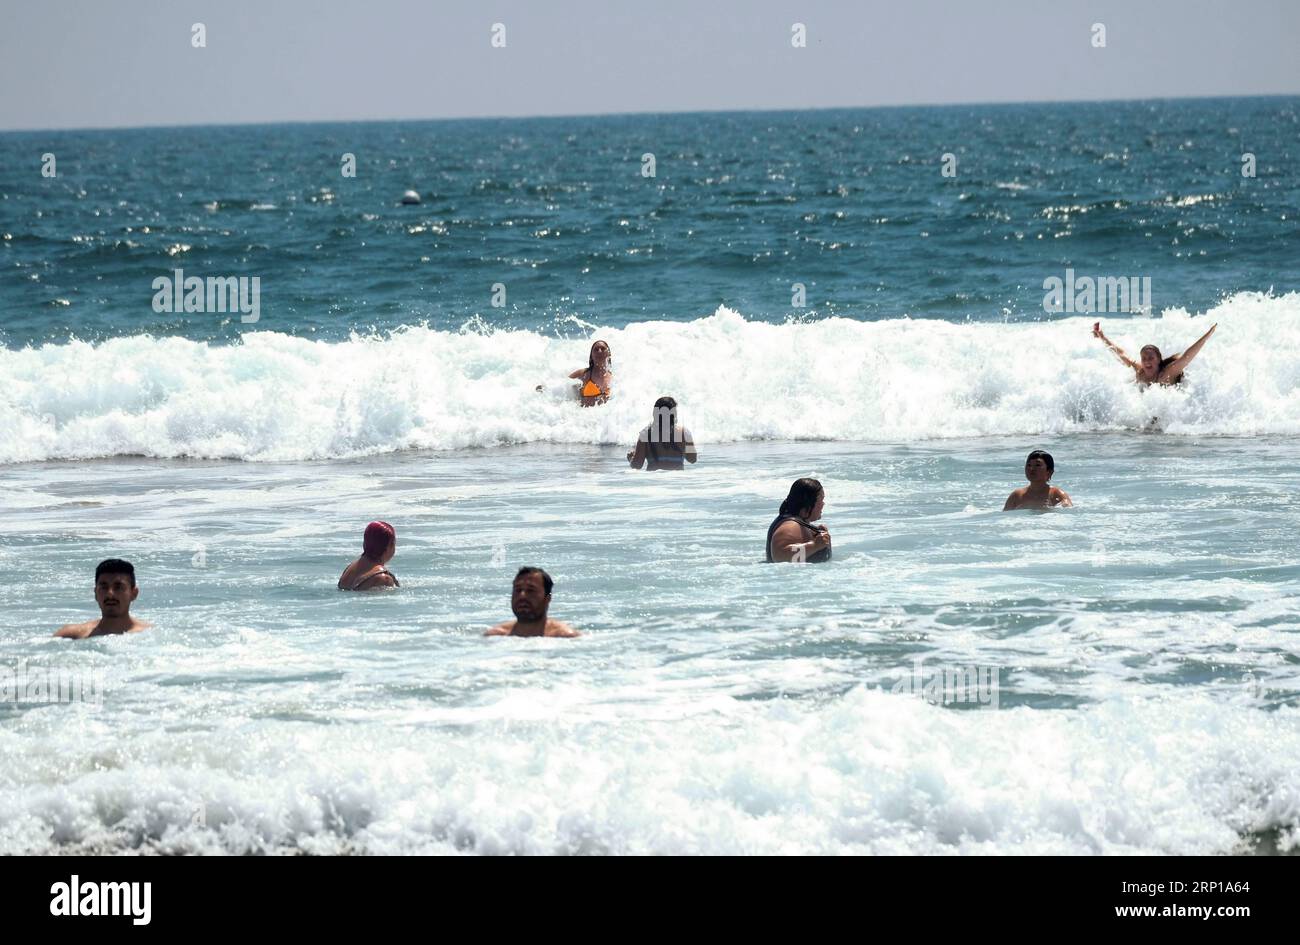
1161,323,1217,380
1093,322,1139,371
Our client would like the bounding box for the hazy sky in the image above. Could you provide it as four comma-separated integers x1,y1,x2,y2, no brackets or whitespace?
2,0,1298,130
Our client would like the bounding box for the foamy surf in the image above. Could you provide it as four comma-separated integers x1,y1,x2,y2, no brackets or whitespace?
1,690,1295,855
1,291,1295,464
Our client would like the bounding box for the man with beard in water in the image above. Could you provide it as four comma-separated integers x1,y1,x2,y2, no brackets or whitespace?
485,567,580,637
55,559,151,638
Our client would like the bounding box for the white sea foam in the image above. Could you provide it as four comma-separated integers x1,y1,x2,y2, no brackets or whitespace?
1,292,1296,463
2,430,1296,856
1,690,1295,855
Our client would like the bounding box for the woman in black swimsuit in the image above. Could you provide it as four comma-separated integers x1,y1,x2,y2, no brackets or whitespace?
338,521,400,590
766,478,832,563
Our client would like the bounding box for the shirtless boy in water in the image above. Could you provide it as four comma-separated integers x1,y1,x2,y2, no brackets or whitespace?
55,559,151,639
1003,450,1073,510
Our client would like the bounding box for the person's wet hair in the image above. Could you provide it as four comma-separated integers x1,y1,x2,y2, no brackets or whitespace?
362,521,395,559
1141,344,1179,374
652,396,678,443
515,566,553,596
95,558,135,586
1026,450,1054,473
779,478,824,518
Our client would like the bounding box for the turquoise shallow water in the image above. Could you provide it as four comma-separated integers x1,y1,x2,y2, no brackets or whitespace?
1,437,1298,853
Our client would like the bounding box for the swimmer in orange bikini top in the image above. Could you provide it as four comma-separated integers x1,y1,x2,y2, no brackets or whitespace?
568,339,613,406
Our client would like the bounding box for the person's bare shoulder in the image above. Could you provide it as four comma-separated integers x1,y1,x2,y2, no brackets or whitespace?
54,621,95,639
1051,487,1073,507
129,619,152,632
771,520,805,543
484,622,515,637
546,620,580,638
1003,488,1026,511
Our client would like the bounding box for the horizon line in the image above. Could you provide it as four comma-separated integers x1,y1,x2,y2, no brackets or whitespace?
3,90,1298,136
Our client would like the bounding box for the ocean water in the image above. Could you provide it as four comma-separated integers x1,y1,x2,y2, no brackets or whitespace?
2,99,1300,855
3,98,1298,344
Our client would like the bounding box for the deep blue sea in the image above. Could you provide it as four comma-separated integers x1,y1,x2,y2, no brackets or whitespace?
2,99,1300,855
3,98,1298,346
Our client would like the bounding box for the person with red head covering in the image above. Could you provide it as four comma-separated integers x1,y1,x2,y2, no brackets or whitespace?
338,521,400,591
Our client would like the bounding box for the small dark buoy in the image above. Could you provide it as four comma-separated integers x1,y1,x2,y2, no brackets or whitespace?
400,190,421,205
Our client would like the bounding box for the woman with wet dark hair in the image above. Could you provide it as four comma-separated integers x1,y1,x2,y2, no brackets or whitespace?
1093,321,1217,387
569,339,613,406
627,396,698,470
766,478,832,563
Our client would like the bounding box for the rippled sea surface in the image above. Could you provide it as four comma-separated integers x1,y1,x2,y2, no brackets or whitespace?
2,98,1297,345
3,100,1299,854
2,437,1298,854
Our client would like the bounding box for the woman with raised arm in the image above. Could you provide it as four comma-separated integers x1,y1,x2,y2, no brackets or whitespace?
1092,321,1217,387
